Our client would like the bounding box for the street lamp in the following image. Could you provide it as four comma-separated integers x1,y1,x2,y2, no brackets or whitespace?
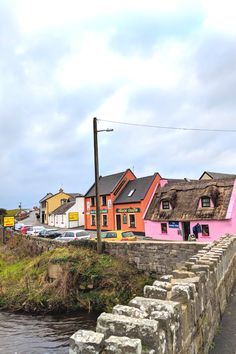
93,117,113,253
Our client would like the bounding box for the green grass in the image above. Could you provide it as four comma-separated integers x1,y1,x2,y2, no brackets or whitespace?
0,240,152,314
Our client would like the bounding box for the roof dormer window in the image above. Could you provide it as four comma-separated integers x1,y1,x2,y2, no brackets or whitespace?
201,196,211,208
128,189,135,197
162,200,170,210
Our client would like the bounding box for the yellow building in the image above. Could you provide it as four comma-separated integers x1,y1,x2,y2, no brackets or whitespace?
44,189,73,224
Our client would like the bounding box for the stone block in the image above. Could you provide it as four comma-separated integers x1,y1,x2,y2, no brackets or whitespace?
69,330,104,354
129,297,181,322
103,336,142,354
153,280,172,291
96,313,159,351
160,275,173,283
144,285,168,300
170,283,196,303
112,305,148,319
172,270,195,279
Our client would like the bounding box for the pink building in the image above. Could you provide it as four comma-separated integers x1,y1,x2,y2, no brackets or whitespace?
144,178,236,242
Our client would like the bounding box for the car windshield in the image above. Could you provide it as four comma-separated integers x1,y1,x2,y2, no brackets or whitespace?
75,231,89,237
103,232,117,238
122,232,134,237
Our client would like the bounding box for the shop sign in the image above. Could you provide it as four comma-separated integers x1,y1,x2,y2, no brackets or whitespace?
90,209,108,214
3,216,15,227
116,208,140,213
69,212,79,221
168,221,179,228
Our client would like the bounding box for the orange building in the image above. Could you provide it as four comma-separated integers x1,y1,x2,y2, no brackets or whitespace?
84,169,161,235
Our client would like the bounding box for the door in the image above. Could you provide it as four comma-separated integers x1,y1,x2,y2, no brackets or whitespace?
116,214,121,230
182,222,190,241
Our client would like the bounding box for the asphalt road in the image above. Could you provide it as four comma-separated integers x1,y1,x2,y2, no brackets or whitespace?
209,284,236,354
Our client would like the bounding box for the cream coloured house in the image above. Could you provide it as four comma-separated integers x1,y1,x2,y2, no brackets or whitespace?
48,194,84,228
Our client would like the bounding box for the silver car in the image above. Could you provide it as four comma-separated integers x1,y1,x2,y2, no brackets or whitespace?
55,230,91,242
27,226,46,236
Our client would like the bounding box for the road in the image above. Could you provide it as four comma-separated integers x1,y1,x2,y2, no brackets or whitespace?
209,284,236,354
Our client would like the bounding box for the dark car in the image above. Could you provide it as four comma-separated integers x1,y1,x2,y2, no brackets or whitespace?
39,229,62,239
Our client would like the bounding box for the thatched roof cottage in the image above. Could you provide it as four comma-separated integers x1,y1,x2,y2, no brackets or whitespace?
144,178,236,241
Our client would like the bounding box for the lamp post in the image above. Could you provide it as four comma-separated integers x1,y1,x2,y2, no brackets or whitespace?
93,117,113,253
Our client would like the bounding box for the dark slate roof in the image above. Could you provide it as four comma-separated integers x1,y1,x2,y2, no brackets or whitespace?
199,171,236,180
85,171,128,197
51,201,75,215
68,193,83,198
145,178,235,222
39,193,53,203
114,174,157,204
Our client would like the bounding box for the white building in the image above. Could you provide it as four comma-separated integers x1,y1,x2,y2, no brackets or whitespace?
48,195,84,229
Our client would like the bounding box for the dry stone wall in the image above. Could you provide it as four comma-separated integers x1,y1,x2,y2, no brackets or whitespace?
69,235,236,354
104,241,205,277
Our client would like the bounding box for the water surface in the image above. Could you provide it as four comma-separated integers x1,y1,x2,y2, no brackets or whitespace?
0,311,97,354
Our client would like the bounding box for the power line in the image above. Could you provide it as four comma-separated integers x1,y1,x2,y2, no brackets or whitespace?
98,119,236,133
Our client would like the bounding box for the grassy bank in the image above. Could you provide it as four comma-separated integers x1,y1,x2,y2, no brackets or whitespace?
0,237,152,314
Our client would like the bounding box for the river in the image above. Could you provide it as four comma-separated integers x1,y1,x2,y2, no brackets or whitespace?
0,311,98,354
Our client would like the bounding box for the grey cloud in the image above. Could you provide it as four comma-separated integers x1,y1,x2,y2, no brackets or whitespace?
108,8,204,56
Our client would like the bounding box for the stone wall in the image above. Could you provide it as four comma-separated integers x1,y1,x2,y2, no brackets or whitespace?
105,241,205,277
8,235,206,277
69,235,236,354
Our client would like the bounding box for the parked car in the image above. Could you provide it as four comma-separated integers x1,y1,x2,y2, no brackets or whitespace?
14,222,25,231
20,225,33,234
55,230,91,242
26,226,46,236
100,231,137,242
38,229,62,239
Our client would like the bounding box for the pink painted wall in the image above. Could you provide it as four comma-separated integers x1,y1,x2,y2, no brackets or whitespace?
144,180,236,242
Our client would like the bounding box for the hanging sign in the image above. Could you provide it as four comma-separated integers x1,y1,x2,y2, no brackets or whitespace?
90,209,108,214
116,208,140,213
3,217,15,227
168,221,179,228
69,212,79,221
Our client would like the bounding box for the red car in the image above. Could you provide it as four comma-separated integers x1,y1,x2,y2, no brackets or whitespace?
20,225,32,234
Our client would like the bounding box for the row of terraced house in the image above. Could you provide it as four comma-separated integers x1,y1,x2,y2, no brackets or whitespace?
39,170,236,242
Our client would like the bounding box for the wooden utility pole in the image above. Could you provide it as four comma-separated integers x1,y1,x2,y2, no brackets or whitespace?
93,117,102,253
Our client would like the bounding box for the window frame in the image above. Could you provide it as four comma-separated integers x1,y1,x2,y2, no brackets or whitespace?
161,222,168,234
201,224,210,236
129,214,136,228
101,195,107,206
91,197,95,207
162,200,170,210
201,196,211,208
91,214,96,226
102,214,108,227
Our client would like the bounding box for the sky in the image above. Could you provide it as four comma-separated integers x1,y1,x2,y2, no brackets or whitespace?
1,0,236,209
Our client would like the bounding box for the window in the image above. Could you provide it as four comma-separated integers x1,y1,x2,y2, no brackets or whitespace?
128,189,135,197
91,214,96,226
161,223,167,234
64,232,74,238
114,178,127,195
101,195,107,206
61,199,67,205
202,224,210,236
104,232,117,238
91,197,95,207
61,214,64,224
121,231,135,238
201,197,211,208
129,214,136,228
102,214,108,227
123,213,127,224
162,200,170,210
76,231,90,237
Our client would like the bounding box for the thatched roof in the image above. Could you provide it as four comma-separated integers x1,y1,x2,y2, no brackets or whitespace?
145,179,235,221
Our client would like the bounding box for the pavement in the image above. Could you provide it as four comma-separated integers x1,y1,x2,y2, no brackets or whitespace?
209,284,236,354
